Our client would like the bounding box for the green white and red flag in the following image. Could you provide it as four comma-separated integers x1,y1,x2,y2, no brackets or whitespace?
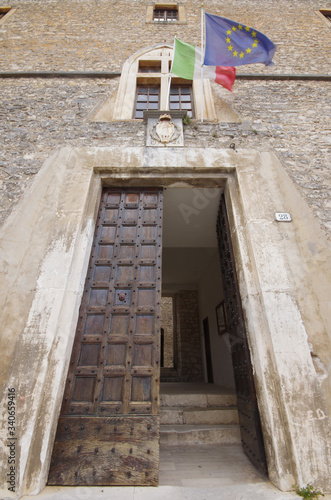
171,37,236,91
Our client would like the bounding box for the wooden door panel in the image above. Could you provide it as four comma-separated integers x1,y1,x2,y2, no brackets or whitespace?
216,194,267,475
49,416,158,486
48,188,162,486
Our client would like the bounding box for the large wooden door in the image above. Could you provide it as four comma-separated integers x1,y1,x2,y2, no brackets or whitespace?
48,187,163,486
216,194,268,474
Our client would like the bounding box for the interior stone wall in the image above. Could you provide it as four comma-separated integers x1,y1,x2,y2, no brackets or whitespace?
175,291,203,382
161,296,174,368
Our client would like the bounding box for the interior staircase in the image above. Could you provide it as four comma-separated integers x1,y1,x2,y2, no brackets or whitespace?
160,383,241,445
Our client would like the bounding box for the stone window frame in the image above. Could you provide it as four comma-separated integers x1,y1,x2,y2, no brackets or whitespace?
315,9,331,28
112,44,216,121
146,2,186,24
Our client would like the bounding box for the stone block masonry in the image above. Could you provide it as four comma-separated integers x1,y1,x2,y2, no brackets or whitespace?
0,1,330,229
175,291,203,382
0,1,331,496
161,296,175,368
0,0,330,74
0,77,330,235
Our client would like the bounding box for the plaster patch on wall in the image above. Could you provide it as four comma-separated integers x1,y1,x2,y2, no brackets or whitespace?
22,236,76,341
21,216,96,494
13,234,77,494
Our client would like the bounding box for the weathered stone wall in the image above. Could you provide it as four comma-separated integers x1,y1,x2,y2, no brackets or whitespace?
1,0,330,73
1,78,330,233
0,146,330,495
175,291,203,382
0,0,330,229
0,2,331,494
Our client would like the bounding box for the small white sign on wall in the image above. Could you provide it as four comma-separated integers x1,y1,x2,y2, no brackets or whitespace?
275,212,292,222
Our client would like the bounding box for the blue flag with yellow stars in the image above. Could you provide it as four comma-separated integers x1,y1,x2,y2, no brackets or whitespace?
204,13,276,67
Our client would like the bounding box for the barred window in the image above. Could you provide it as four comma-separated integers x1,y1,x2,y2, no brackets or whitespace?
146,3,185,24
153,8,178,22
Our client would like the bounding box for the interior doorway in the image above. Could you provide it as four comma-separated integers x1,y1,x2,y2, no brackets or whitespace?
161,187,267,475
161,187,235,388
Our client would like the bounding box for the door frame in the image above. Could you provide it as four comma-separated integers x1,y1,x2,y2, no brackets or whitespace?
202,317,214,384
1,147,330,497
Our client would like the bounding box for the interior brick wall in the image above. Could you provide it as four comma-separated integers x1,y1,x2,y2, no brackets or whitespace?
175,291,203,382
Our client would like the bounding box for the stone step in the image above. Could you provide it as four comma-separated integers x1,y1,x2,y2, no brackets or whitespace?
160,392,237,408
160,424,241,445
160,406,239,425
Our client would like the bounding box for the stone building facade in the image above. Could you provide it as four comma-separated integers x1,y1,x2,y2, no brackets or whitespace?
0,0,331,498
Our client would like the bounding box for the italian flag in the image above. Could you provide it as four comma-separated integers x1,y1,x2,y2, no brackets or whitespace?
171,38,236,91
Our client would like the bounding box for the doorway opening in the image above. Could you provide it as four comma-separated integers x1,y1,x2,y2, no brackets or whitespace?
48,185,267,487
160,187,267,475
161,187,235,388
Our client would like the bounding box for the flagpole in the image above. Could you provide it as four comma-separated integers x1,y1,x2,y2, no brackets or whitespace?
201,4,204,123
167,36,176,111
166,74,172,111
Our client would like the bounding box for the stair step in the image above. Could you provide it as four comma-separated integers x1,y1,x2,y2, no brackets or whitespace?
160,392,237,408
160,406,239,425
160,424,241,445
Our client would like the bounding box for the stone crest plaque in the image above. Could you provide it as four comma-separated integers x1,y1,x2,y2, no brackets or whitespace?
145,111,184,147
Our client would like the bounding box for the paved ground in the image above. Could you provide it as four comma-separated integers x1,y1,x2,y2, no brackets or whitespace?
19,384,330,499
21,443,330,500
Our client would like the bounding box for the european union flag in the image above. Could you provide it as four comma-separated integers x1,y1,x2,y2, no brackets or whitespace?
204,13,276,67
